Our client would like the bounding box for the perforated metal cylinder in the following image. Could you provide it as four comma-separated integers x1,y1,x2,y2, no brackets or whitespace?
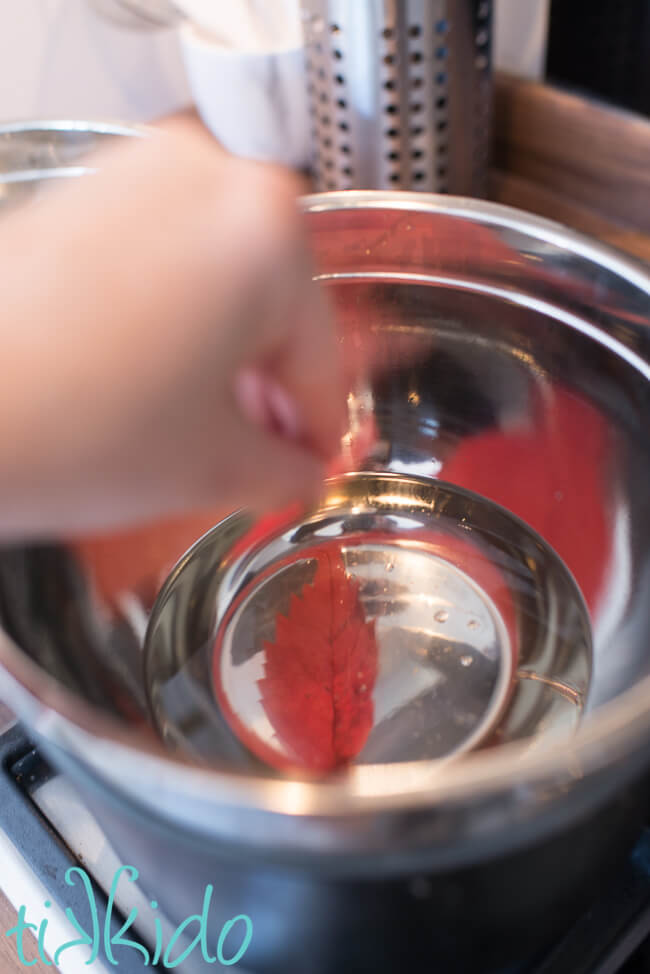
300,0,493,194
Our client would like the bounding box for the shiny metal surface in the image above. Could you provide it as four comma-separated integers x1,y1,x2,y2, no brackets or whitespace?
0,120,147,212
0,123,648,868
300,0,492,193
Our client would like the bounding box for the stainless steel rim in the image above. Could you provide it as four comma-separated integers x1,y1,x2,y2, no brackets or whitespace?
0,118,149,137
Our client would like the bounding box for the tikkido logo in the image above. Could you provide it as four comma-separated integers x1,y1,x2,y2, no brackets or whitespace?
5,865,253,968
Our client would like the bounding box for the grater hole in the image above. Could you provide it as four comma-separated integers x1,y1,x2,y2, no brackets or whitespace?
324,159,334,170
387,151,400,161
476,29,489,47
389,173,401,183
436,19,448,34
339,121,349,131
475,54,489,70
384,80,396,91
414,171,426,182
382,27,394,39
437,120,448,132
385,104,398,115
410,102,424,114
411,126,424,137
436,71,447,85
318,67,326,80
436,46,447,59
333,49,343,60
385,127,399,139
412,148,424,160
384,54,396,65
319,92,328,104
437,142,448,156
342,166,353,177
436,96,447,110
340,144,351,154
411,77,423,89
410,51,423,64
437,165,448,178
321,115,331,126
409,25,422,38
337,98,347,108
330,23,340,34
335,74,345,85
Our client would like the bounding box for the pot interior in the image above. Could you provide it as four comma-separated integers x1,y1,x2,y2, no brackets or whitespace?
0,125,648,792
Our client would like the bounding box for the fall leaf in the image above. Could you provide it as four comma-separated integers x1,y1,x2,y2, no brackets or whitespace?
255,546,378,773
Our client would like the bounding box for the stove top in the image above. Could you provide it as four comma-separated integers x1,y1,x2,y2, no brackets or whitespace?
1,721,650,974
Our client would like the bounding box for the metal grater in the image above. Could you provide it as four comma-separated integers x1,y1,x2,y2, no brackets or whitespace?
300,0,493,194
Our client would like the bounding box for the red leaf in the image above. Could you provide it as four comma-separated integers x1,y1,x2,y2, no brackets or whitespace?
257,547,378,772
212,546,378,774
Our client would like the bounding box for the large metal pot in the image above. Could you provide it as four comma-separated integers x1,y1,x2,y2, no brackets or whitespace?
0,121,649,972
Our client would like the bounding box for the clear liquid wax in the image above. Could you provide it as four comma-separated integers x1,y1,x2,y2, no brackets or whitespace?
145,473,592,775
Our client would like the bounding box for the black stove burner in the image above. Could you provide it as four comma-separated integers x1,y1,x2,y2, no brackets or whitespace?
1,722,650,974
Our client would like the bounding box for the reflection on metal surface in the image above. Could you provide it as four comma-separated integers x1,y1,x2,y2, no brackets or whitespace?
516,671,583,707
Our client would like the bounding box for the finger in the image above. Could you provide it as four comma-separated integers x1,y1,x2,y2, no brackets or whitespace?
201,409,326,514
268,271,347,460
235,368,302,441
215,167,347,462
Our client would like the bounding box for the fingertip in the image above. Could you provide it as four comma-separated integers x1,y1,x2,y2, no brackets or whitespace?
234,368,303,442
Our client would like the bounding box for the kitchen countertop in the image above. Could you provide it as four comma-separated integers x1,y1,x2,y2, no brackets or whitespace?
0,895,53,972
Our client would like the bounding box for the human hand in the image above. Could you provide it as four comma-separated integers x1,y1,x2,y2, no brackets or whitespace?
0,119,345,537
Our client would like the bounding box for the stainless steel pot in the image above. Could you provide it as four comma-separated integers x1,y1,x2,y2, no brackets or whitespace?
0,121,649,972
